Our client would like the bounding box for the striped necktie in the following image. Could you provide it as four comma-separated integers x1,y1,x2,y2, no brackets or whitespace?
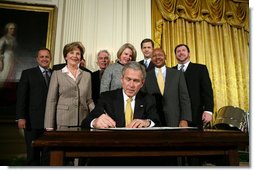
180,64,185,72
44,70,50,86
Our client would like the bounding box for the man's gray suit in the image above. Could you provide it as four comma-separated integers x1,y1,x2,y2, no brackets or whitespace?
142,67,192,127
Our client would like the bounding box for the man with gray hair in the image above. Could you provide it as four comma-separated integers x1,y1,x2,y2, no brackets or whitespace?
81,61,162,166
92,50,111,104
82,61,160,128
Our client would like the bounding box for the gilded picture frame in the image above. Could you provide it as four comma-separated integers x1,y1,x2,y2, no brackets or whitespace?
0,1,57,85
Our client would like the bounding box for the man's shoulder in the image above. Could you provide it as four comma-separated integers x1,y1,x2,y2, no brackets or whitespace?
138,60,144,63
52,63,65,70
190,62,207,69
22,66,38,74
167,67,180,73
80,66,92,73
92,70,100,75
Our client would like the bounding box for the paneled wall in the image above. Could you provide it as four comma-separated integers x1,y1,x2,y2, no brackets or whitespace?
6,0,151,71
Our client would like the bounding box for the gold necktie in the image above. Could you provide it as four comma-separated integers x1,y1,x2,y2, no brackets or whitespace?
157,68,164,95
125,98,133,126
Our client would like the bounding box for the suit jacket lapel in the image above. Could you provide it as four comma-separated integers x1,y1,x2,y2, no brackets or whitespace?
184,62,194,83
75,71,83,84
113,89,125,125
184,62,192,75
150,70,161,93
62,71,79,86
134,92,145,119
164,67,171,94
36,66,48,88
147,62,154,71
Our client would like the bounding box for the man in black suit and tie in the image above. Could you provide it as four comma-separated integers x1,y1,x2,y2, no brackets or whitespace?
80,61,161,166
16,47,52,165
82,61,160,129
173,44,214,166
91,50,110,104
173,44,214,128
139,38,155,72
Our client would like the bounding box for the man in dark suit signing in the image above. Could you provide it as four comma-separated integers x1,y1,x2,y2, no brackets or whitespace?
16,47,52,165
173,44,214,128
82,61,160,129
142,48,192,127
80,61,161,166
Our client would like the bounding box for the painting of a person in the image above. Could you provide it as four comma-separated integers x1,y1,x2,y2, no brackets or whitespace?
0,22,18,86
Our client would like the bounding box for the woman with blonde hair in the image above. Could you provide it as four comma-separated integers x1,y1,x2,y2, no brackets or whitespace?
100,43,137,93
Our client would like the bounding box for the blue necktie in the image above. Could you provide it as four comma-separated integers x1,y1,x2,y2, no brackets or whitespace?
144,60,148,68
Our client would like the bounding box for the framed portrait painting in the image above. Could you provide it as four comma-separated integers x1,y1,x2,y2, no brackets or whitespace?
0,1,57,87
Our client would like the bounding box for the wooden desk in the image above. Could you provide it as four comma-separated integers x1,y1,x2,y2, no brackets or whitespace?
33,129,248,166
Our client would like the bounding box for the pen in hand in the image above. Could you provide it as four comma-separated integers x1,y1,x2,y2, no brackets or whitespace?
104,110,116,128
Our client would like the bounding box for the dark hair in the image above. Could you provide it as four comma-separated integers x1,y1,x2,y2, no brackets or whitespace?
140,38,154,48
122,61,146,80
174,44,190,54
37,47,51,57
63,41,85,60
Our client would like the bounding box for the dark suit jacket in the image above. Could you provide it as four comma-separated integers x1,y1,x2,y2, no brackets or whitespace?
139,60,155,72
173,62,214,126
142,67,192,127
91,70,101,104
81,88,161,128
52,63,92,74
16,66,50,129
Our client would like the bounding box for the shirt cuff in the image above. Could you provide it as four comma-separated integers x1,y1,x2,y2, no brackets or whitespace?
204,111,213,115
90,119,96,128
148,119,155,127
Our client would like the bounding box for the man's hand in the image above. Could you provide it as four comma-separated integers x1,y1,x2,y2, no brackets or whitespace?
202,112,213,123
18,119,26,129
93,114,116,128
126,119,151,128
179,120,188,127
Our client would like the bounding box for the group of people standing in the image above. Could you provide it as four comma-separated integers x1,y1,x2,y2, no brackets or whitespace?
15,39,214,166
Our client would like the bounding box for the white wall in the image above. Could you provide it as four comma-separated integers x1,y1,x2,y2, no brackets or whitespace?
3,0,151,71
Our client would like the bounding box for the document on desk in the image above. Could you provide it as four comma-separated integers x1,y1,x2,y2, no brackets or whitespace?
96,127,198,131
